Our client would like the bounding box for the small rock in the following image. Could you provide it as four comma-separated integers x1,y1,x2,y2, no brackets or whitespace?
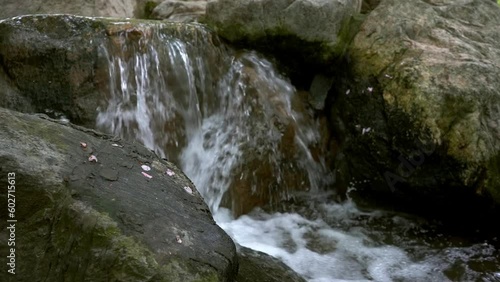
100,168,118,181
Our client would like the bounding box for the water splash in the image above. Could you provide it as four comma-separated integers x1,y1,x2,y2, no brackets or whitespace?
215,198,500,282
94,21,500,282
96,22,330,213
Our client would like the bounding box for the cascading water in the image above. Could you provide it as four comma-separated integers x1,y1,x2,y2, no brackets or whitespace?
97,22,329,214
96,22,500,282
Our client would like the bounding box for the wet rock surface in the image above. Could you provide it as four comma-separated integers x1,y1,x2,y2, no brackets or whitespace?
0,15,107,128
0,107,238,281
236,246,306,282
328,0,500,219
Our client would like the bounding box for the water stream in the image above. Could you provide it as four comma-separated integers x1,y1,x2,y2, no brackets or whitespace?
96,22,500,281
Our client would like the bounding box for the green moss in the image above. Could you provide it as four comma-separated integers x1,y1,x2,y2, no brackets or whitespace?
334,13,365,58
144,1,160,19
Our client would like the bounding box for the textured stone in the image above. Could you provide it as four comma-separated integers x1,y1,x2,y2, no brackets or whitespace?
329,0,500,214
0,108,238,281
236,246,306,282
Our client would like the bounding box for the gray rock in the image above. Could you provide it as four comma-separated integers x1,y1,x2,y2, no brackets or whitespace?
236,246,306,282
309,74,334,110
0,0,138,19
204,0,362,66
330,0,500,209
0,15,107,128
151,0,207,22
0,108,238,281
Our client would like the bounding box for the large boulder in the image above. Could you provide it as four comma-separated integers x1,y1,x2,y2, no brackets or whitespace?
329,0,500,215
0,15,106,128
0,107,238,281
0,15,215,128
0,0,137,19
204,0,362,69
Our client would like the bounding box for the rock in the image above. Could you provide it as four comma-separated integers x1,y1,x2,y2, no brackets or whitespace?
0,15,215,129
204,0,362,68
0,0,137,19
0,15,107,128
309,74,334,110
0,107,238,281
329,0,500,215
151,0,207,22
236,246,306,282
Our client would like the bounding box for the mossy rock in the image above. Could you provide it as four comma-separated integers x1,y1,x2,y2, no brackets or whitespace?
327,0,500,220
0,107,238,281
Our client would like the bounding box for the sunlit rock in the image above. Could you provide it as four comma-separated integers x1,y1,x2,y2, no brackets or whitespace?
204,0,362,68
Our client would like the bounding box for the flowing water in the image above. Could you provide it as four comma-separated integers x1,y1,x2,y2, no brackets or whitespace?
96,22,500,282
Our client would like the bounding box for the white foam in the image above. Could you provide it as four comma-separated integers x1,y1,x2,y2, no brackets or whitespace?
215,201,477,282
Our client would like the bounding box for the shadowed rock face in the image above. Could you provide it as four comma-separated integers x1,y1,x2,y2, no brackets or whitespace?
203,0,362,72
0,107,238,281
328,0,500,217
0,15,106,128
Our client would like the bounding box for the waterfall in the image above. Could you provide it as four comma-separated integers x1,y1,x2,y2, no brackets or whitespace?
96,22,330,214
95,21,500,282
